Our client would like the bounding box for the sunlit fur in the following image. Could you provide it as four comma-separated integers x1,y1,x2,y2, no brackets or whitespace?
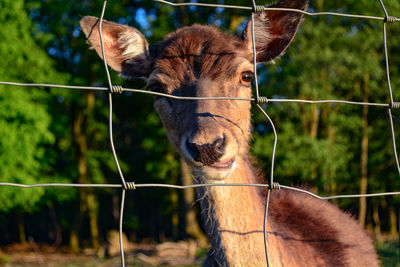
149,25,254,181
119,31,148,61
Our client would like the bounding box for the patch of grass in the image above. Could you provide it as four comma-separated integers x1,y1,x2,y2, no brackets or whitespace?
376,241,400,267
0,250,11,264
195,247,208,258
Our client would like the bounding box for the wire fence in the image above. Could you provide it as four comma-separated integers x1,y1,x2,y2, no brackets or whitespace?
0,0,399,266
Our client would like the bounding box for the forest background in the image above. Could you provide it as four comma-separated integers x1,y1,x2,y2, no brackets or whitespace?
0,0,399,263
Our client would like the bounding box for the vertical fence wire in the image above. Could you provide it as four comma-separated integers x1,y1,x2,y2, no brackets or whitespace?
98,1,129,265
378,0,400,177
255,104,279,267
378,0,400,250
98,1,129,189
119,189,127,267
249,3,271,265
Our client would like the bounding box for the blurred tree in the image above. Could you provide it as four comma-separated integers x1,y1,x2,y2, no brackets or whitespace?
0,0,70,242
24,0,132,251
252,0,400,236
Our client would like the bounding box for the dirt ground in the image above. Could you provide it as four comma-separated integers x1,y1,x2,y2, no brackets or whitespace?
2,240,399,266
0,240,206,267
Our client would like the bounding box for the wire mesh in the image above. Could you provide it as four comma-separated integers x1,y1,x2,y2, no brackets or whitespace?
0,0,399,266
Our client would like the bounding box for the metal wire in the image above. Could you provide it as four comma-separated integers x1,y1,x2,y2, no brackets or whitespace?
388,109,400,177
119,189,126,267
251,13,261,102
98,1,129,191
250,1,271,263
98,2,128,266
154,0,252,10
0,0,399,266
378,0,400,178
0,182,122,188
255,101,279,267
255,104,277,267
155,0,400,21
263,187,272,267
2,182,400,200
0,81,390,107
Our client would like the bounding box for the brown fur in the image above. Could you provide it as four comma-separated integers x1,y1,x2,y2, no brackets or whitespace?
153,25,251,82
80,0,379,265
269,189,376,266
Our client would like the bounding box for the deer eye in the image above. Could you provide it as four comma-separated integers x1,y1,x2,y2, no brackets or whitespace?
240,71,253,86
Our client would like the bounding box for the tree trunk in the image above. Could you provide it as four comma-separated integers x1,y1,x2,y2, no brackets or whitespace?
387,197,398,238
69,228,80,253
316,0,324,10
359,76,369,228
18,214,26,244
326,122,337,195
49,204,62,246
87,191,100,249
171,189,179,239
358,106,368,227
70,92,100,250
112,193,120,225
180,158,207,246
372,203,382,241
310,107,319,188
310,107,319,139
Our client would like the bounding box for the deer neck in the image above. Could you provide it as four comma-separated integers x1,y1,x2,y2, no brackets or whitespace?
193,155,272,266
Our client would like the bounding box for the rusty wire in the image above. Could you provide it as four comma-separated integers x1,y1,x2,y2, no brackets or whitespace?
0,0,399,266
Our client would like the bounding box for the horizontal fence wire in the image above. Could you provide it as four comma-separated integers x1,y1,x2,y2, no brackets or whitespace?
154,0,400,21
0,0,399,266
0,81,392,107
2,181,400,200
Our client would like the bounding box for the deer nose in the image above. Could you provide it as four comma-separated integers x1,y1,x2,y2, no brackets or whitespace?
185,136,225,165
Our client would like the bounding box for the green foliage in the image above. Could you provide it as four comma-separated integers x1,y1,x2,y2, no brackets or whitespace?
376,241,400,267
0,0,70,213
0,249,10,264
252,0,400,203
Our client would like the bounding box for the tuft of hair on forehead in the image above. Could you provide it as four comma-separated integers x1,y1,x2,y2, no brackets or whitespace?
150,24,252,82
157,24,248,58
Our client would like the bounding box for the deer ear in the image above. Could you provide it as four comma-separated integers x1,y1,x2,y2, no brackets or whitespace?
244,0,308,63
80,16,151,78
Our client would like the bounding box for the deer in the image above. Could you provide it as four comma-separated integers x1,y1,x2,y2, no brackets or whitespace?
80,0,379,265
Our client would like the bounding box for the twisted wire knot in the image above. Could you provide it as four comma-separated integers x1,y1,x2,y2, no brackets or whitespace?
384,16,397,23
390,102,400,109
110,85,123,93
253,5,265,13
256,96,269,104
269,182,281,190
124,182,136,190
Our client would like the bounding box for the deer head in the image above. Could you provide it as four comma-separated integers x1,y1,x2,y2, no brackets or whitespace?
80,0,307,181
